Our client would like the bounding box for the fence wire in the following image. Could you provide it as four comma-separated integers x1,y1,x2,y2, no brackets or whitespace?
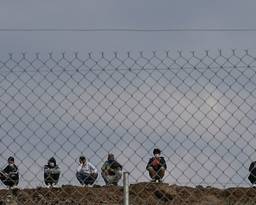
0,50,256,204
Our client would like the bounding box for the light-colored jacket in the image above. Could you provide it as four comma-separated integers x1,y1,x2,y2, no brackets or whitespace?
77,162,98,174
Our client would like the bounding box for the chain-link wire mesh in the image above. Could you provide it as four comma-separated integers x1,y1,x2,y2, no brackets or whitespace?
0,50,256,204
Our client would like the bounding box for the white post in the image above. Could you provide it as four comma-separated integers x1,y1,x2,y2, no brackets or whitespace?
123,172,129,205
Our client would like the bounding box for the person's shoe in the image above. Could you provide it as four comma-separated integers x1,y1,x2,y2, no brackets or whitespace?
150,179,156,183
253,184,256,188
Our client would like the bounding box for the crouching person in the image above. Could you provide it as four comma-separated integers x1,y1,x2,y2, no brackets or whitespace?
101,153,122,186
0,156,19,188
76,156,98,186
44,157,60,187
248,160,256,187
146,148,167,182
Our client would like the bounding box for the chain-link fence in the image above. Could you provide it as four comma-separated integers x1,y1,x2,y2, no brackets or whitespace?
0,50,256,204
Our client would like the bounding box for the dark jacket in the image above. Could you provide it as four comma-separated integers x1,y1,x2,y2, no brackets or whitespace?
0,164,19,187
248,161,256,184
101,160,122,176
146,157,167,171
44,164,60,185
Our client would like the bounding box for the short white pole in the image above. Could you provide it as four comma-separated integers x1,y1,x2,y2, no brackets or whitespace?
123,172,129,205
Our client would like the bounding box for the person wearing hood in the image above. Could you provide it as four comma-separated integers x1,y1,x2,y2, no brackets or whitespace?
0,156,19,188
248,160,256,187
44,157,60,187
101,153,122,185
76,156,98,186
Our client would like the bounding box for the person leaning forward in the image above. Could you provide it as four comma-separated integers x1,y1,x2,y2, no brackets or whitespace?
44,157,60,187
76,156,98,186
101,153,122,186
248,161,256,187
0,156,19,188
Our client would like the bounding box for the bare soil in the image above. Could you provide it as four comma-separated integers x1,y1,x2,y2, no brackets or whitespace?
0,182,256,205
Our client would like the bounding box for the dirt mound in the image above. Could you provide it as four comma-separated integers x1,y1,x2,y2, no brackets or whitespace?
0,183,256,205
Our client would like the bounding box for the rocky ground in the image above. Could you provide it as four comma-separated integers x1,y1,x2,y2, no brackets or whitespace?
0,183,256,205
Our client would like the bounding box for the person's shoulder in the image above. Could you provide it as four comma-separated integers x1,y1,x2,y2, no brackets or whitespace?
3,165,10,171
250,161,256,165
112,160,122,167
6,165,14,170
88,161,95,166
101,161,108,166
160,157,166,161
4,165,10,169
148,157,154,162
115,160,122,165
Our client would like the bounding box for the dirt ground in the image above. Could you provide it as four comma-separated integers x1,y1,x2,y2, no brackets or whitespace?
0,182,256,205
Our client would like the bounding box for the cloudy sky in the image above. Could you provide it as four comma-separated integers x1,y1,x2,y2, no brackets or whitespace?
1,1,256,189
1,0,256,53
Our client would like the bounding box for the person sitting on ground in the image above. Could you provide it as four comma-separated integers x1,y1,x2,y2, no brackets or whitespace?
101,153,122,186
0,156,19,188
44,157,61,187
248,160,256,187
76,156,98,186
146,148,167,182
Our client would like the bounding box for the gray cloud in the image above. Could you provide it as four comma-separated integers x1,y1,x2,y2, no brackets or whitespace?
1,0,256,53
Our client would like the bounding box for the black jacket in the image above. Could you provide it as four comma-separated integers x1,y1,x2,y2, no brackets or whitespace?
146,157,167,171
248,161,256,184
44,164,60,185
0,164,19,187
101,160,122,175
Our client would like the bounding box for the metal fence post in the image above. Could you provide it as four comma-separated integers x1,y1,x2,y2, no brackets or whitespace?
123,172,130,205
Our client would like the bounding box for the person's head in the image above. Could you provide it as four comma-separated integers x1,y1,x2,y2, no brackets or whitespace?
48,157,56,167
108,153,114,161
79,156,86,164
8,156,15,165
153,148,161,158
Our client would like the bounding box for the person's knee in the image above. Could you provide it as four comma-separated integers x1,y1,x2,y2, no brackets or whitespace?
89,173,98,183
147,167,157,178
76,173,86,184
92,173,98,180
116,171,122,179
147,166,155,174
158,167,166,178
